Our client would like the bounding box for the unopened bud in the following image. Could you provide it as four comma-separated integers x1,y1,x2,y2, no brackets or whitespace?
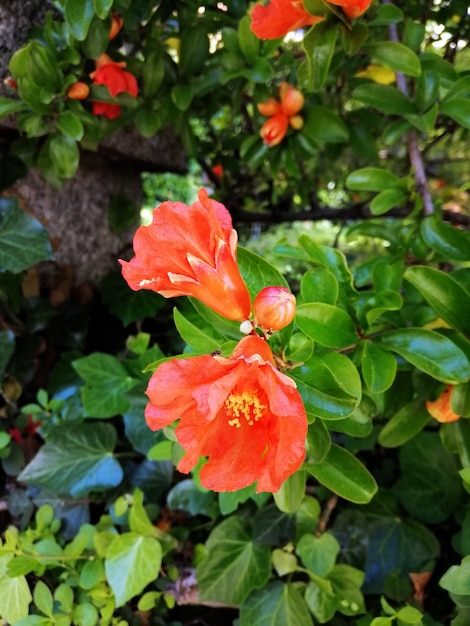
426,385,460,423
257,98,282,117
280,84,304,117
254,286,296,331
109,13,124,40
239,320,254,335
67,81,90,100
289,114,304,130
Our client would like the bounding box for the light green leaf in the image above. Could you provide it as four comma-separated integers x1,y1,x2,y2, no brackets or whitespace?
0,197,53,272
92,0,113,19
307,444,378,504
238,15,260,64
346,167,400,192
105,533,162,606
197,516,271,605
238,246,288,299
33,581,53,617
240,581,313,626
0,557,32,624
273,470,306,514
73,352,139,417
363,42,421,77
300,267,339,305
296,303,357,348
352,84,416,114
18,422,123,496
440,556,470,596
56,111,84,141
440,98,470,129
173,307,224,353
378,328,470,383
297,533,339,577
370,186,408,215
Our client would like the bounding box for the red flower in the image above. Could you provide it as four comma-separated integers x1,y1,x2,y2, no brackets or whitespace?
120,188,252,321
90,53,138,120
145,335,307,492
251,0,324,39
260,114,290,147
325,0,373,19
211,164,224,179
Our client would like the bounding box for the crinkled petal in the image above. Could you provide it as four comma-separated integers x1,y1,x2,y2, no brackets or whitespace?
251,0,323,39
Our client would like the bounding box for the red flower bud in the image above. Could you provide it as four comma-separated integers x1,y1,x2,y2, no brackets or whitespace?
109,12,124,40
66,81,90,100
254,286,296,331
279,83,304,117
257,98,282,117
426,385,460,423
260,114,289,147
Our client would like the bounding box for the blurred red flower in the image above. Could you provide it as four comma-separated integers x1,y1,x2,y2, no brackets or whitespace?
90,53,138,119
250,0,324,39
260,114,290,147
120,188,252,321
325,0,373,19
145,335,307,492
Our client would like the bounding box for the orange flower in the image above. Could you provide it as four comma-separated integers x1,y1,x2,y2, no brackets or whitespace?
109,12,124,40
260,114,290,147
279,83,304,117
257,98,283,117
251,0,324,39
90,53,138,120
426,385,460,423
120,188,252,321
66,81,90,100
145,335,307,492
325,0,373,19
254,286,296,331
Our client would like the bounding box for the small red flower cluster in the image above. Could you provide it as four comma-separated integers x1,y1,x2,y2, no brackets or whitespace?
258,82,304,147
250,0,374,40
120,189,307,492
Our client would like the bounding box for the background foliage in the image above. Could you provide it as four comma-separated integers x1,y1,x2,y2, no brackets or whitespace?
1,0,470,624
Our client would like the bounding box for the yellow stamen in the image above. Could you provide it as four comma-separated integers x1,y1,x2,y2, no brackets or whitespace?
225,391,266,427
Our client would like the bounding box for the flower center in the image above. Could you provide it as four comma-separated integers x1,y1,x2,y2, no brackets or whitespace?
225,391,266,428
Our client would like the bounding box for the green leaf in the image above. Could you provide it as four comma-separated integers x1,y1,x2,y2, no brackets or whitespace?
301,22,337,92
307,418,331,464
82,15,109,58
0,560,32,624
108,193,139,234
170,84,193,111
238,15,260,64
378,399,429,448
0,197,53,272
105,533,162,606
420,214,470,262
298,236,355,293
135,108,161,138
394,431,463,523
328,564,365,616
273,470,306,514
378,328,470,383
33,581,53,617
370,187,408,215
197,516,271,605
307,444,378,504
240,581,313,626
0,97,24,119
253,504,295,545
73,602,99,626
297,532,339,577
100,272,165,327
218,485,257,516
18,422,123,496
296,303,357,348
368,4,404,25
143,51,165,99
64,0,95,41
93,0,113,19
440,556,470,596
352,84,416,114
56,111,84,141
442,75,470,103
173,307,224,353
73,352,139,417
49,133,79,180
300,267,339,305
363,42,421,77
303,107,349,143
362,342,397,393
238,246,289,298
0,329,15,378
346,167,400,192
440,98,470,129
179,25,209,77
405,265,470,336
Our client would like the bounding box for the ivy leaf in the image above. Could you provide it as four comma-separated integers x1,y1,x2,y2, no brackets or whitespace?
105,533,162,606
18,423,123,497
240,581,313,626
197,516,271,605
0,197,53,273
73,352,139,418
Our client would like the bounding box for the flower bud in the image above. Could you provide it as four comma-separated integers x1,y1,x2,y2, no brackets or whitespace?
289,114,304,130
260,114,289,147
426,385,460,423
109,12,124,40
67,81,90,100
279,84,304,117
257,98,282,117
254,286,296,331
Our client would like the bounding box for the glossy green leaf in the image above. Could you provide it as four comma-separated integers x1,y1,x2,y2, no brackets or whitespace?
440,98,470,129
0,98,24,120
362,342,397,393
363,42,421,77
378,399,429,448
362,290,403,327
370,186,408,215
303,107,349,143
56,111,84,141
297,532,339,577
306,444,378,504
82,15,109,58
451,383,470,418
420,214,470,262
405,265,470,336
17,423,123,497
378,328,470,383
173,307,224,353
238,15,260,64
300,267,339,305
352,84,416,114
93,0,113,19
296,303,357,348
416,70,440,111
298,236,355,293
105,533,162,606
302,22,337,92
346,167,400,192
273,471,306,514
197,516,271,605
64,0,94,40
442,75,470,103
394,431,463,523
73,352,139,417
240,581,313,626
440,556,470,596
368,4,404,25
0,197,53,272
238,246,288,298
307,418,331,464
